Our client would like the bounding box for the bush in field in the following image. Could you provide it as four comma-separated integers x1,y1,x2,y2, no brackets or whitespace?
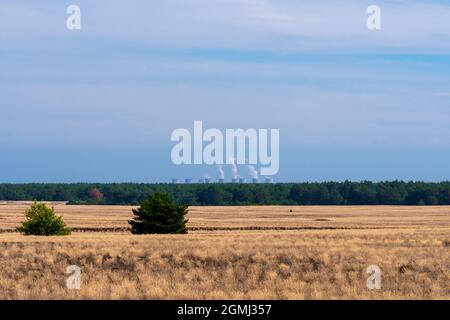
17,202,71,236
129,193,188,234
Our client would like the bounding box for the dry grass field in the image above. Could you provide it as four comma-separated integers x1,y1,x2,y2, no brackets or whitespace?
0,204,448,300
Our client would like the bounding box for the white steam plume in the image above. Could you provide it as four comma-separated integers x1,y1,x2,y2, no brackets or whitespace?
247,165,258,179
217,165,225,179
229,158,239,179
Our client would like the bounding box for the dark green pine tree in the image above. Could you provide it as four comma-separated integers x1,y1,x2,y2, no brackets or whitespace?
129,192,189,234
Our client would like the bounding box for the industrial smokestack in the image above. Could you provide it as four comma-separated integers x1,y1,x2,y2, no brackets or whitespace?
239,178,245,183
204,178,211,183
252,178,259,184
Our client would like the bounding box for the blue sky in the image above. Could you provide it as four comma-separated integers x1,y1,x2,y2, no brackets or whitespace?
0,0,449,182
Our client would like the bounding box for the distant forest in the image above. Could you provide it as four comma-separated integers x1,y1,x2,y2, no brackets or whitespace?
0,181,448,205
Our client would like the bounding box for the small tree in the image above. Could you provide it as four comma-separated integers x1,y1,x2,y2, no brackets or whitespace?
17,202,71,236
88,187,104,202
129,193,188,234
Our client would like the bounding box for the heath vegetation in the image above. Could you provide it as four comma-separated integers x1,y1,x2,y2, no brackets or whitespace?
0,205,448,299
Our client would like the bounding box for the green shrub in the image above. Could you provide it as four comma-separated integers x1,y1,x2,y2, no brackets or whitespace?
129,192,188,234
17,202,71,236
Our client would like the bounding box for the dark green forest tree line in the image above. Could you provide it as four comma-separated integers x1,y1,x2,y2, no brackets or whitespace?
0,181,448,205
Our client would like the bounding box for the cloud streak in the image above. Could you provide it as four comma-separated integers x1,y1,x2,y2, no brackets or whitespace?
2,0,450,52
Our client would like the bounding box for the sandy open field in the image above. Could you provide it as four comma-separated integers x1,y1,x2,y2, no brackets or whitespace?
0,204,449,299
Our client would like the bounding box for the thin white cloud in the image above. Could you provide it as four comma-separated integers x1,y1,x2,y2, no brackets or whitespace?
433,92,450,97
2,0,450,52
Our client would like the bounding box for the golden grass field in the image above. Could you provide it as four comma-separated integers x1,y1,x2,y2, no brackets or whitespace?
0,204,448,300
